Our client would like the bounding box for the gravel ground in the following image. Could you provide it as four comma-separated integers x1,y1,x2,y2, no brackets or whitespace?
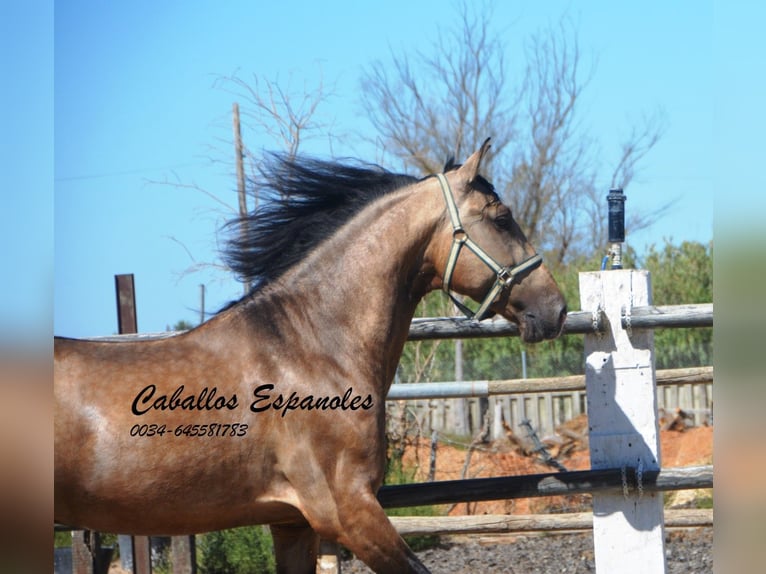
340,528,712,573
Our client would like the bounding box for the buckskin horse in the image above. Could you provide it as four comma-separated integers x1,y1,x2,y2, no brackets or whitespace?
55,140,567,573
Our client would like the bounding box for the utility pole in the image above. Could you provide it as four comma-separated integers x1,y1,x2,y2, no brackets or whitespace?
199,284,205,325
232,102,250,294
233,102,247,217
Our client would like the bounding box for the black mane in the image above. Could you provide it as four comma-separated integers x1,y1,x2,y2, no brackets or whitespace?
223,154,418,289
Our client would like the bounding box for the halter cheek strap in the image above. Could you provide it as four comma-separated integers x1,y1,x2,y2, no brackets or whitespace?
436,173,543,321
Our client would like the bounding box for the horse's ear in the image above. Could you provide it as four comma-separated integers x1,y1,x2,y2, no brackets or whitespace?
457,138,491,183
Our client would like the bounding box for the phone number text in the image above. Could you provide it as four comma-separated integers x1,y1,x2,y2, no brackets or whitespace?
129,423,248,438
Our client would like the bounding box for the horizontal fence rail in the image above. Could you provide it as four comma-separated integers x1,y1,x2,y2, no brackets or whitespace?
621,303,713,330
85,304,712,343
408,310,601,340
408,303,712,341
389,508,713,536
377,465,713,509
56,508,714,537
387,366,713,400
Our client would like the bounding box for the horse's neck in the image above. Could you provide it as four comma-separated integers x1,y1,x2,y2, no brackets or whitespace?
247,185,440,385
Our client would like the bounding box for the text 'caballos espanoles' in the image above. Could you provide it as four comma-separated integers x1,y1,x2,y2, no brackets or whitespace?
131,384,374,418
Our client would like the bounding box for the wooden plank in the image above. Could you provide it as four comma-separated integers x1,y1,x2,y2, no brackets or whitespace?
408,310,600,340
114,274,138,334
388,509,712,536
544,393,554,435
90,304,712,343
72,531,94,574
656,366,713,385
114,276,153,574
71,530,112,574
171,536,196,574
133,536,152,574
622,303,713,330
491,397,503,440
580,270,666,573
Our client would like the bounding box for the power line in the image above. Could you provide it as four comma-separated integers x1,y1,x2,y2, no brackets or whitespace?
54,162,208,182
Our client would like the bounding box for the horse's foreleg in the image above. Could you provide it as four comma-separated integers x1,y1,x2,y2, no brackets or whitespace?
312,494,430,574
270,523,320,574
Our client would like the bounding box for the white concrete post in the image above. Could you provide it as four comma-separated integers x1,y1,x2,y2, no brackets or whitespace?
579,270,666,573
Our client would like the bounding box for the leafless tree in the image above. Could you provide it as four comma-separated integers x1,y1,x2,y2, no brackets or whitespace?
153,69,337,292
361,2,666,265
213,68,340,202
214,69,338,162
362,1,519,175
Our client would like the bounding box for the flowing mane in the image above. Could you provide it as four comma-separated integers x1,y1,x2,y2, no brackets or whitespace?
223,154,418,289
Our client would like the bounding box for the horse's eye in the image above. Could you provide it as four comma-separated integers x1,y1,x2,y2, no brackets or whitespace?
494,207,512,229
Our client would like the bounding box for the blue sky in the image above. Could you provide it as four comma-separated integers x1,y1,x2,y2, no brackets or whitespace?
6,0,764,341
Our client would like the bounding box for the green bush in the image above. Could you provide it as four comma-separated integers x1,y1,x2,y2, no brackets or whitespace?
197,526,276,574
641,240,713,368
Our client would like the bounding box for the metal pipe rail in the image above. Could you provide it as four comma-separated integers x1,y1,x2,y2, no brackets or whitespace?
377,465,713,509
386,366,713,400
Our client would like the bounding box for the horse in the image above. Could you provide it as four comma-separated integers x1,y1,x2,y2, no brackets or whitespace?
54,139,567,573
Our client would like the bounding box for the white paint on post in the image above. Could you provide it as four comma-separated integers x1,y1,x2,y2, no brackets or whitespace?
579,270,666,573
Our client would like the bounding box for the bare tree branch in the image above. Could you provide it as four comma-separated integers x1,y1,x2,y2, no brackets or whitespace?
147,70,339,290
213,68,337,162
360,3,666,264
361,0,518,175
610,109,667,190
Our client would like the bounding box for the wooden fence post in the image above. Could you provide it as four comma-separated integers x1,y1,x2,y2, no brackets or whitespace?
171,536,196,574
579,269,666,573
114,275,196,573
72,531,95,574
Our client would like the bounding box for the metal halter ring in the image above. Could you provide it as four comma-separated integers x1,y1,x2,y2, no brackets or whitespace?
436,173,543,321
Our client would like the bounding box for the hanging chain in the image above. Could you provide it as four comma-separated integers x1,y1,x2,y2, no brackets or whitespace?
621,460,646,501
621,465,630,499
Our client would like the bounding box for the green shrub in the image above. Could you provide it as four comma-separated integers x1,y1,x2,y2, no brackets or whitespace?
54,531,71,548
197,526,276,574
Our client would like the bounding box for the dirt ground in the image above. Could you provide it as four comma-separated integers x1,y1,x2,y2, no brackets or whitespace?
400,415,713,515
339,421,714,572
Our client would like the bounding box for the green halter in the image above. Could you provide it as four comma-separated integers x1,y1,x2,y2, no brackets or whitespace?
436,173,543,321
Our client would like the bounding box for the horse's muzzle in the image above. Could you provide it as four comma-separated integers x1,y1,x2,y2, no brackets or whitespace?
520,304,567,343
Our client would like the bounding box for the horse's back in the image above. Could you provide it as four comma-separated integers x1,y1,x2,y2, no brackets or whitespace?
52,332,300,533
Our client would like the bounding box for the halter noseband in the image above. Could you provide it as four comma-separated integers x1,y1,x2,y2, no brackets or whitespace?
436,172,543,321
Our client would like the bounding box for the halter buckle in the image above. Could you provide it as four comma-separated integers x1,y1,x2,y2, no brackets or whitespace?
497,267,514,286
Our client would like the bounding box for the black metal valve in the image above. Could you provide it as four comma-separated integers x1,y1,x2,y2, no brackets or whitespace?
607,188,626,269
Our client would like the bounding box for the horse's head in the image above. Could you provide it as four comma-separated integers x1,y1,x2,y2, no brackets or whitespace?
427,139,567,343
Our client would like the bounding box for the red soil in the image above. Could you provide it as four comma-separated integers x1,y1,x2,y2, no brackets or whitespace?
400,415,713,516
